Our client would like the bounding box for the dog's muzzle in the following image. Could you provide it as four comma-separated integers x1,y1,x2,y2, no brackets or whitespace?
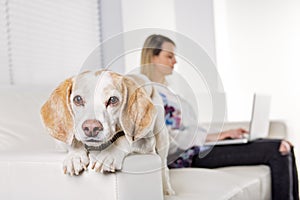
82,119,103,137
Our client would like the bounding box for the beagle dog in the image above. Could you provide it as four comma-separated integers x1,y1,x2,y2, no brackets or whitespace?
40,70,174,195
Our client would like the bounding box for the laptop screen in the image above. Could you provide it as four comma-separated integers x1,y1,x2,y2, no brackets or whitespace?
249,94,271,140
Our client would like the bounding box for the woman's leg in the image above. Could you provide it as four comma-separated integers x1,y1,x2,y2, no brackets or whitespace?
191,139,299,200
291,148,299,199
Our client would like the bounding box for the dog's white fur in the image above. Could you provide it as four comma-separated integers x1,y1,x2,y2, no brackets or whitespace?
41,70,174,195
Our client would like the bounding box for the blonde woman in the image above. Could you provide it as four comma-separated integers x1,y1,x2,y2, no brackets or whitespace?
140,34,299,200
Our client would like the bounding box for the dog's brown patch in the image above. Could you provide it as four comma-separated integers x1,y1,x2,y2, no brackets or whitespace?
40,78,74,144
120,76,155,141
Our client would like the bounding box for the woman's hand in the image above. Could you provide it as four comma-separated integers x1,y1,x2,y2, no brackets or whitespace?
205,128,249,142
219,128,249,140
221,130,293,155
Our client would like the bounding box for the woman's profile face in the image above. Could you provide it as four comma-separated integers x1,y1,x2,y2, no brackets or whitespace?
151,42,177,76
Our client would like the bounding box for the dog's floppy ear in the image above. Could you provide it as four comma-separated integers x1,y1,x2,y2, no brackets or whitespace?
40,78,74,145
119,76,157,142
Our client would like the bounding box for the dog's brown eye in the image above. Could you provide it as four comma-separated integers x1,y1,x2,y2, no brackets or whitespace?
73,95,84,106
107,96,119,107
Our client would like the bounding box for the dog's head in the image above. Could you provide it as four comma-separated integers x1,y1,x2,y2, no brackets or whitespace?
40,70,157,147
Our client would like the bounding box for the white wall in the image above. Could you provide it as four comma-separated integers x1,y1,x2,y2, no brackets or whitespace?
174,0,216,62
173,0,221,123
99,0,125,73
121,0,219,123
214,0,300,170
121,0,176,73
120,0,300,145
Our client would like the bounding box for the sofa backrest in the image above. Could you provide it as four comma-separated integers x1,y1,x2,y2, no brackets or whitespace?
0,87,286,153
0,86,66,153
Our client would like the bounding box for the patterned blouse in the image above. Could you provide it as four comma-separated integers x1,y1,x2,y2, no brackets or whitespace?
157,87,204,168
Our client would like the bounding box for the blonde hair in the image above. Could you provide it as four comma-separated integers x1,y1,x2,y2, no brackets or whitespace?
140,34,175,82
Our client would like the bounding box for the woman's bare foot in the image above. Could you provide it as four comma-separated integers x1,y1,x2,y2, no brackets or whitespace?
279,140,292,155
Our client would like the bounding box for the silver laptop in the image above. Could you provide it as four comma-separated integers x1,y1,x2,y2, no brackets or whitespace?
204,94,271,146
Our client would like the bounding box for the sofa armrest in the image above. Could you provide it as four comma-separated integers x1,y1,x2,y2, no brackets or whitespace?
0,152,164,200
268,120,287,139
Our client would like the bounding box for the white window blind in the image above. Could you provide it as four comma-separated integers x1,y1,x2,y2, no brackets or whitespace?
0,0,10,84
0,0,101,86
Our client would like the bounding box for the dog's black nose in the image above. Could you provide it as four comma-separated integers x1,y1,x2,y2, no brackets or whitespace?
82,119,103,137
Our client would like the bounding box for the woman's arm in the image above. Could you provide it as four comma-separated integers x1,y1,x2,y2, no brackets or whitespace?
205,128,292,155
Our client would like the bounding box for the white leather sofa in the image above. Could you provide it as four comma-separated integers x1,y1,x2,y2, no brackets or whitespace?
0,87,286,200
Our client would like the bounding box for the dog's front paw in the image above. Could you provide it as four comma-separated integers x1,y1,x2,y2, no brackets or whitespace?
90,148,126,173
63,149,90,176
164,187,176,196
163,167,175,195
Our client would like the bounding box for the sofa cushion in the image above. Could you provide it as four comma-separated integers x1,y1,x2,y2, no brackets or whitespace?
216,165,271,200
167,165,270,200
